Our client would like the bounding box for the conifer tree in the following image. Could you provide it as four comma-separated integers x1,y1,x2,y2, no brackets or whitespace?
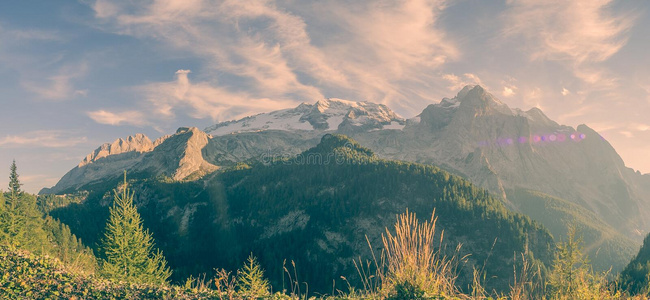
545,225,611,299
100,172,171,284
1,160,27,247
236,254,270,299
9,160,21,195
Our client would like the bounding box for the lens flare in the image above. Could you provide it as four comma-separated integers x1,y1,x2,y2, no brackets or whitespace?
478,131,581,148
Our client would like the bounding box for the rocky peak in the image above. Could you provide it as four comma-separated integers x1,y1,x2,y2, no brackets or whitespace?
141,127,218,180
456,85,513,116
79,133,154,167
521,107,558,128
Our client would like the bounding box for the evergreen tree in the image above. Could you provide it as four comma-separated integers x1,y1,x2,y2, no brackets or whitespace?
546,225,588,298
100,172,171,284
9,160,21,195
1,160,27,247
236,254,270,299
546,225,611,299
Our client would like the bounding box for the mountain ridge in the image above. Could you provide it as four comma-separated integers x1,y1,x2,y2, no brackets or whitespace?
42,85,650,273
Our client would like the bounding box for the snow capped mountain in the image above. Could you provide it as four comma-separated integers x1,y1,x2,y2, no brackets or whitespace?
205,98,405,135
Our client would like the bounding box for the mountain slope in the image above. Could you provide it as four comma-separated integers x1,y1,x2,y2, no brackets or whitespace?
506,188,636,272
49,134,554,294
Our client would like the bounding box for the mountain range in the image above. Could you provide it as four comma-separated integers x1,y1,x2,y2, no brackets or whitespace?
42,85,650,274
48,134,554,293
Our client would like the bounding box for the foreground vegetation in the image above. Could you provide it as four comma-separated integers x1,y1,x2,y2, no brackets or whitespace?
4,136,650,298
0,209,645,299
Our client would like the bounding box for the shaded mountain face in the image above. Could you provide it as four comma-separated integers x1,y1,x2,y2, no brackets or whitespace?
43,85,649,271
50,134,553,294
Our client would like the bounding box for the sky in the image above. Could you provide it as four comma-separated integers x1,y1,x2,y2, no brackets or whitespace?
0,0,649,193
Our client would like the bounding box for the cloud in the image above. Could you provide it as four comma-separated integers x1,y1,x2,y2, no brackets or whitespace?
140,70,299,122
0,26,63,42
502,85,517,97
0,131,88,148
561,88,571,96
89,0,457,119
442,73,484,91
620,130,634,138
87,110,149,126
635,124,650,132
521,87,545,110
501,0,635,88
21,63,88,100
93,0,329,102
502,0,634,64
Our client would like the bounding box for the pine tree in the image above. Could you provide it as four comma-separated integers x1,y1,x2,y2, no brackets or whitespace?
1,160,27,247
100,172,171,284
236,254,270,299
545,225,611,299
9,160,21,195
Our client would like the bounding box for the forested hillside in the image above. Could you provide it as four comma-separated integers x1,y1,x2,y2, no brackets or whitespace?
50,134,554,293
0,161,96,274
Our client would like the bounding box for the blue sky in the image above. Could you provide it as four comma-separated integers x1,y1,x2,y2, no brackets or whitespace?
1,0,649,193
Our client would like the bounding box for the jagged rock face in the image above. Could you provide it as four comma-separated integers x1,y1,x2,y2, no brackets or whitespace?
43,128,214,194
205,98,405,135
79,134,153,167
137,127,218,180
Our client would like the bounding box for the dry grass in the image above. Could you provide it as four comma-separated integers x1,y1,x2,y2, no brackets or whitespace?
378,209,467,299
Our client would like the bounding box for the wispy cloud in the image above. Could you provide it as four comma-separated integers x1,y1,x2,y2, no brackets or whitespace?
21,63,88,100
89,0,457,120
501,0,635,88
0,130,88,148
0,25,63,42
502,86,516,97
502,0,634,63
139,69,300,121
442,73,484,91
87,110,149,126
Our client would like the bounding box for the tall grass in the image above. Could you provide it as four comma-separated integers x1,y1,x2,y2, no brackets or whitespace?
377,209,467,299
